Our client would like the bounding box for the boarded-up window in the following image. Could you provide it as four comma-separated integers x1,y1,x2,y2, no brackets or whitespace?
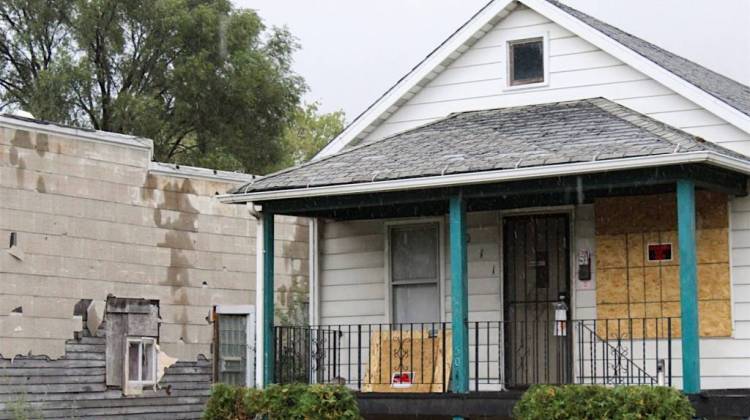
509,38,544,86
390,224,440,324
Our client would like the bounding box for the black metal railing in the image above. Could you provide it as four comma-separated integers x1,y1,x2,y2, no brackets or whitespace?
575,318,673,387
273,318,674,391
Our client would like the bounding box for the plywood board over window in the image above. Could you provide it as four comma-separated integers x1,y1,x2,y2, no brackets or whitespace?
594,191,731,338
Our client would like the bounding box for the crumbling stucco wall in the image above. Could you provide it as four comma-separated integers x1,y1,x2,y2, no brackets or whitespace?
0,117,308,360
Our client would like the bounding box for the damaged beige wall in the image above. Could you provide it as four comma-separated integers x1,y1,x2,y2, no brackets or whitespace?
0,119,309,361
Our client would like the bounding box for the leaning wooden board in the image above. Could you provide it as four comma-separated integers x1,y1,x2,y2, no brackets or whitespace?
361,330,452,393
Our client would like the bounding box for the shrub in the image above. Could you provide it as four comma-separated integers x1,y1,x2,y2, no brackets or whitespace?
203,383,361,420
513,385,694,420
203,383,246,420
263,383,308,419
298,385,361,420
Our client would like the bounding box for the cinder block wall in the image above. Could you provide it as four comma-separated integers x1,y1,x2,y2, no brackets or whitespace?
0,117,308,361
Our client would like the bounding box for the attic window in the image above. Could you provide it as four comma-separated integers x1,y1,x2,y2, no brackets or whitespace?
509,37,544,86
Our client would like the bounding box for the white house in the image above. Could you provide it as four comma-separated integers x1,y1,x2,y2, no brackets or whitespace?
221,1,750,417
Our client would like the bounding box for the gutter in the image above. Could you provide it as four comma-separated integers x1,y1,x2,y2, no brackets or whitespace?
148,162,257,184
217,151,750,204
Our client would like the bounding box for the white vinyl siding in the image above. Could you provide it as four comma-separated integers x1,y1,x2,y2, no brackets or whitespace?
361,7,750,156
319,219,387,325
444,211,502,323
319,212,502,326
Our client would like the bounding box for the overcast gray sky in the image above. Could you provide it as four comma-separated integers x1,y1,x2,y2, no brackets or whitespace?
234,0,750,121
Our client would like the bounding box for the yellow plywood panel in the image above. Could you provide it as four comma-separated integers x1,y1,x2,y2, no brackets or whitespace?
696,191,728,229
645,303,662,318
628,268,645,304
662,301,681,318
596,235,627,268
362,330,452,393
594,196,632,235
655,194,677,231
698,264,731,300
643,267,663,303
699,301,732,337
625,316,660,339
596,268,628,304
627,233,645,267
629,303,645,319
658,265,680,302
594,192,730,338
598,304,628,320
697,228,729,264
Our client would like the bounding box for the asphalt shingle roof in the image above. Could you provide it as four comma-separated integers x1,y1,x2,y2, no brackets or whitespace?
549,0,750,117
233,98,748,194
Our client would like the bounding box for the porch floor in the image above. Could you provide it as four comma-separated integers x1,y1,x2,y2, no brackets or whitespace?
356,389,750,419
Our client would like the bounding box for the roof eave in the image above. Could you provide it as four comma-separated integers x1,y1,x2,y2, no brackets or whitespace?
217,151,750,204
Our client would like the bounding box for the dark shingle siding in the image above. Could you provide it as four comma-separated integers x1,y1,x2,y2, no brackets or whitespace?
235,98,748,194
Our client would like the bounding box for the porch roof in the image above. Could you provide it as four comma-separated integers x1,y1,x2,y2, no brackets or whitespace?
223,98,750,205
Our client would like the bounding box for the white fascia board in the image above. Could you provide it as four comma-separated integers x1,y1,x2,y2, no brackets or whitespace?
315,0,515,158
218,152,750,204
523,0,750,136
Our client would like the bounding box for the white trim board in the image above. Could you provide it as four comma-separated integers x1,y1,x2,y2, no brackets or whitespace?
317,0,750,158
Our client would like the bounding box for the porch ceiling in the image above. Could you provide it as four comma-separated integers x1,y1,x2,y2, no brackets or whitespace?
260,164,746,219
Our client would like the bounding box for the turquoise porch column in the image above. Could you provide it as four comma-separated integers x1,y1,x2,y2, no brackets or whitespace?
449,195,469,399
262,212,275,387
677,180,701,393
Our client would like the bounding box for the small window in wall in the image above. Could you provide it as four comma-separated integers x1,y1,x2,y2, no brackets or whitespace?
213,306,255,387
104,297,160,391
390,223,440,324
508,37,544,86
125,337,157,387
217,314,247,385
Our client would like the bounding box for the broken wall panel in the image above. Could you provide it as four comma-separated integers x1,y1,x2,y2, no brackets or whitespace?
0,327,211,419
0,118,309,360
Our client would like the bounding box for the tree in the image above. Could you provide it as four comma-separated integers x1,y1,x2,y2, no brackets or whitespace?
272,101,345,172
0,0,304,174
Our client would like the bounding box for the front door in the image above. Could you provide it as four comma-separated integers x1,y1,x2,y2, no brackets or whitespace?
503,214,571,387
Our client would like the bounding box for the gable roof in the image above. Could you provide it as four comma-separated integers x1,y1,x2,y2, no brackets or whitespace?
224,98,750,202
548,1,750,118
317,0,750,158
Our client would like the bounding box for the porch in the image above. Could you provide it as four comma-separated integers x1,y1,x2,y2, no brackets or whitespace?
254,163,745,396
219,100,750,413
274,317,676,391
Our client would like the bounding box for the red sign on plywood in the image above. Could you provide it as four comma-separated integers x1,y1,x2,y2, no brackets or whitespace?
648,243,672,261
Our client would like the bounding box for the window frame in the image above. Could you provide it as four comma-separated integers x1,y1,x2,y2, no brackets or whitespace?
503,31,550,91
124,337,157,388
213,305,256,387
384,218,446,324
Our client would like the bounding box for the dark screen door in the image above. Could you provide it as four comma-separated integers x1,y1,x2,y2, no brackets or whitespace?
503,214,571,386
